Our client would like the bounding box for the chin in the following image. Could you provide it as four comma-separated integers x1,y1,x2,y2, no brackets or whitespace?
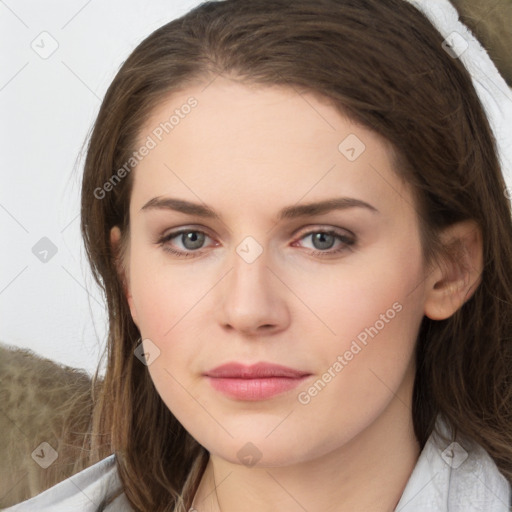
201,432,323,469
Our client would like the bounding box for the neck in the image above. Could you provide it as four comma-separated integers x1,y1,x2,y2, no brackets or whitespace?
192,366,420,512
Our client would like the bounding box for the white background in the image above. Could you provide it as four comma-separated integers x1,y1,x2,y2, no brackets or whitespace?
0,0,204,376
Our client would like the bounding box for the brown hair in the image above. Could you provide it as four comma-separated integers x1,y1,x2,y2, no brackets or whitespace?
79,0,512,510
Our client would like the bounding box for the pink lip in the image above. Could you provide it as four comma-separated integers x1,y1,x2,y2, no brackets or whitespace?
204,362,311,401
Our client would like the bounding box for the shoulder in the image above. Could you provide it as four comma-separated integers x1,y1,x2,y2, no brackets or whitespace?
2,454,133,512
395,416,512,511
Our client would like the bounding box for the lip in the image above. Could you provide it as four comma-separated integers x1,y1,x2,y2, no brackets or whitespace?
204,362,310,379
204,362,312,401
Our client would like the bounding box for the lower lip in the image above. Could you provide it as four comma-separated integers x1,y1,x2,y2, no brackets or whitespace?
206,376,310,401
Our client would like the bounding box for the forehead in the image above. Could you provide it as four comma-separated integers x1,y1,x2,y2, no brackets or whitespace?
130,77,412,221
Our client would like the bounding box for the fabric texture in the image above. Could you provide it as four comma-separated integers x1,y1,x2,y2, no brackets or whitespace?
2,454,132,512
394,417,511,511
4,415,510,511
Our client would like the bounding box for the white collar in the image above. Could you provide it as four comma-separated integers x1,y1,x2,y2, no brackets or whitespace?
6,415,509,511
395,415,511,511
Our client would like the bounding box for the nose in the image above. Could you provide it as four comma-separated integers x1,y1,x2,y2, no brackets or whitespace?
217,244,290,336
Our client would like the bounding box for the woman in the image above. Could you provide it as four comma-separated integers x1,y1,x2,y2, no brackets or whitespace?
5,0,512,510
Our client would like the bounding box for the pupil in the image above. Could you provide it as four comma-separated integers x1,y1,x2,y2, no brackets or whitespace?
183,231,204,250
314,233,334,250
180,232,336,251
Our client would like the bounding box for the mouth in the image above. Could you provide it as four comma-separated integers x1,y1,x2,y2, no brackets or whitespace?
203,362,312,401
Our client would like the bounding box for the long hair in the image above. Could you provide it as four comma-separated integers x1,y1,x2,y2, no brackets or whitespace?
79,1,512,510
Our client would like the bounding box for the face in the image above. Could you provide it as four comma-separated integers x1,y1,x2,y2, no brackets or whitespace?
114,76,429,467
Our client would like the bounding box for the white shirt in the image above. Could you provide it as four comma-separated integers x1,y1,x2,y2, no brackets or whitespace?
394,424,511,511
4,417,511,511
3,453,130,512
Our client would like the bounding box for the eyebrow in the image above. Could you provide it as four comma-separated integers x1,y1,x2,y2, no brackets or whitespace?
140,196,379,220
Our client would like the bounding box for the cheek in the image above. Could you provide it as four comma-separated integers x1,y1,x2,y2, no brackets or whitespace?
127,248,214,401
128,249,205,339
290,242,425,404
289,240,424,349
129,255,207,422
289,265,423,453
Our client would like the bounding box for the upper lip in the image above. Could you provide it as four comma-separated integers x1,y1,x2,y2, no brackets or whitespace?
204,362,310,379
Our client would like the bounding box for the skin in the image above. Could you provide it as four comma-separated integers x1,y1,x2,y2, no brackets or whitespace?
110,76,483,512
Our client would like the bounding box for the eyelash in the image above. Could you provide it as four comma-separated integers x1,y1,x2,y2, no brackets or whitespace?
156,227,355,259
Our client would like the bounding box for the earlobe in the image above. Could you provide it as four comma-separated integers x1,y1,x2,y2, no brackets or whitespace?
110,226,138,325
423,220,483,321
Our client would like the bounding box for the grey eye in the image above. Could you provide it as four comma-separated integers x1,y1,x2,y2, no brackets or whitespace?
310,232,336,250
181,231,206,250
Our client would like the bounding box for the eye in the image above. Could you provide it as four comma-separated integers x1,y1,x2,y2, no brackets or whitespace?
156,227,355,259
157,229,215,258
293,229,355,257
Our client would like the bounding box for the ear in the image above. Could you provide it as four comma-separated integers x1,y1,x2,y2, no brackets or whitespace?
110,226,138,326
423,220,483,321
